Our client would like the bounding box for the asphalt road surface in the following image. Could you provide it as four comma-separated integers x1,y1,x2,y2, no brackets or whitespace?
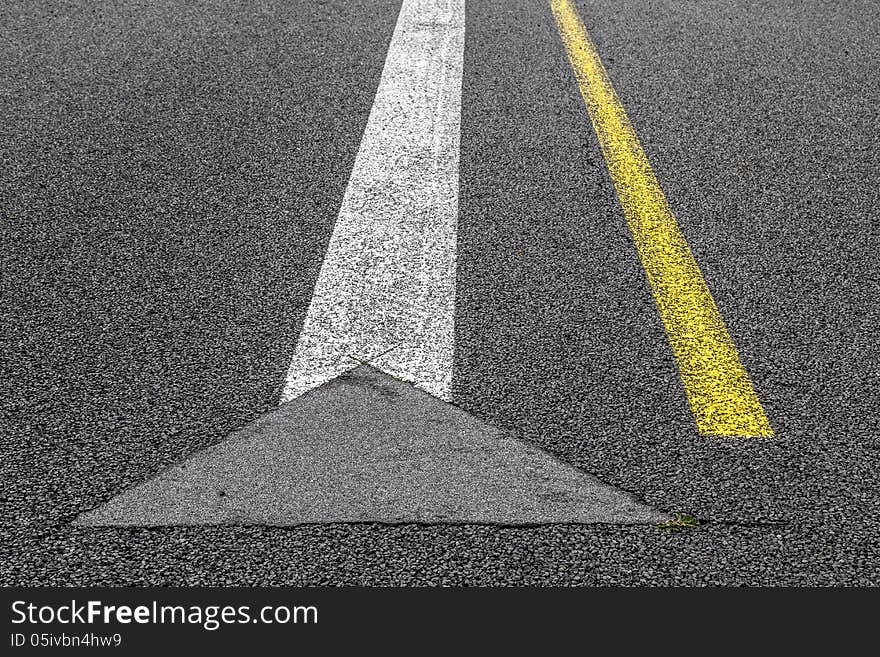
2,0,879,585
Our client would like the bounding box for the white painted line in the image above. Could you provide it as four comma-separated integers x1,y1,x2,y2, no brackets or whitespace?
281,0,465,403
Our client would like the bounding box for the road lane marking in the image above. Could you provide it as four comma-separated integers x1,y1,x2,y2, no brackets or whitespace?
549,0,772,436
281,0,464,403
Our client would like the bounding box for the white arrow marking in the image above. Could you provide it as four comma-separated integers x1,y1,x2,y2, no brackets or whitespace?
281,0,465,403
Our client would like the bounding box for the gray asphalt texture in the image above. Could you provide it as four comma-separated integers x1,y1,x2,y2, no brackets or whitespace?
2,0,879,585
78,365,664,526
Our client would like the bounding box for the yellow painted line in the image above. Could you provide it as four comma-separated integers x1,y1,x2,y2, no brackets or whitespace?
549,0,772,437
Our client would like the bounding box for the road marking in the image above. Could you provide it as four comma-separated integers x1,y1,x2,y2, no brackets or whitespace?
281,0,464,403
550,0,772,437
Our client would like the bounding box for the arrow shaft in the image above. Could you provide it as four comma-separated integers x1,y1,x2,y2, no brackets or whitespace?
282,0,465,403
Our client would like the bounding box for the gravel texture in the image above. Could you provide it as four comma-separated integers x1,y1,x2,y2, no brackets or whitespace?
2,0,878,585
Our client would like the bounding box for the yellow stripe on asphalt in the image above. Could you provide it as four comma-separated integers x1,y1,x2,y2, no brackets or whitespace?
549,0,772,437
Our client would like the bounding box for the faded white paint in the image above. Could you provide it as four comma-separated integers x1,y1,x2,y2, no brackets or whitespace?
281,0,465,403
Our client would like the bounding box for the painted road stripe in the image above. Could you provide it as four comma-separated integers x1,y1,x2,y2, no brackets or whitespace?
550,0,772,436
281,0,464,403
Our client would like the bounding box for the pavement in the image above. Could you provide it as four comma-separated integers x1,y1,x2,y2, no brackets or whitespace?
2,0,879,585
76,365,665,527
